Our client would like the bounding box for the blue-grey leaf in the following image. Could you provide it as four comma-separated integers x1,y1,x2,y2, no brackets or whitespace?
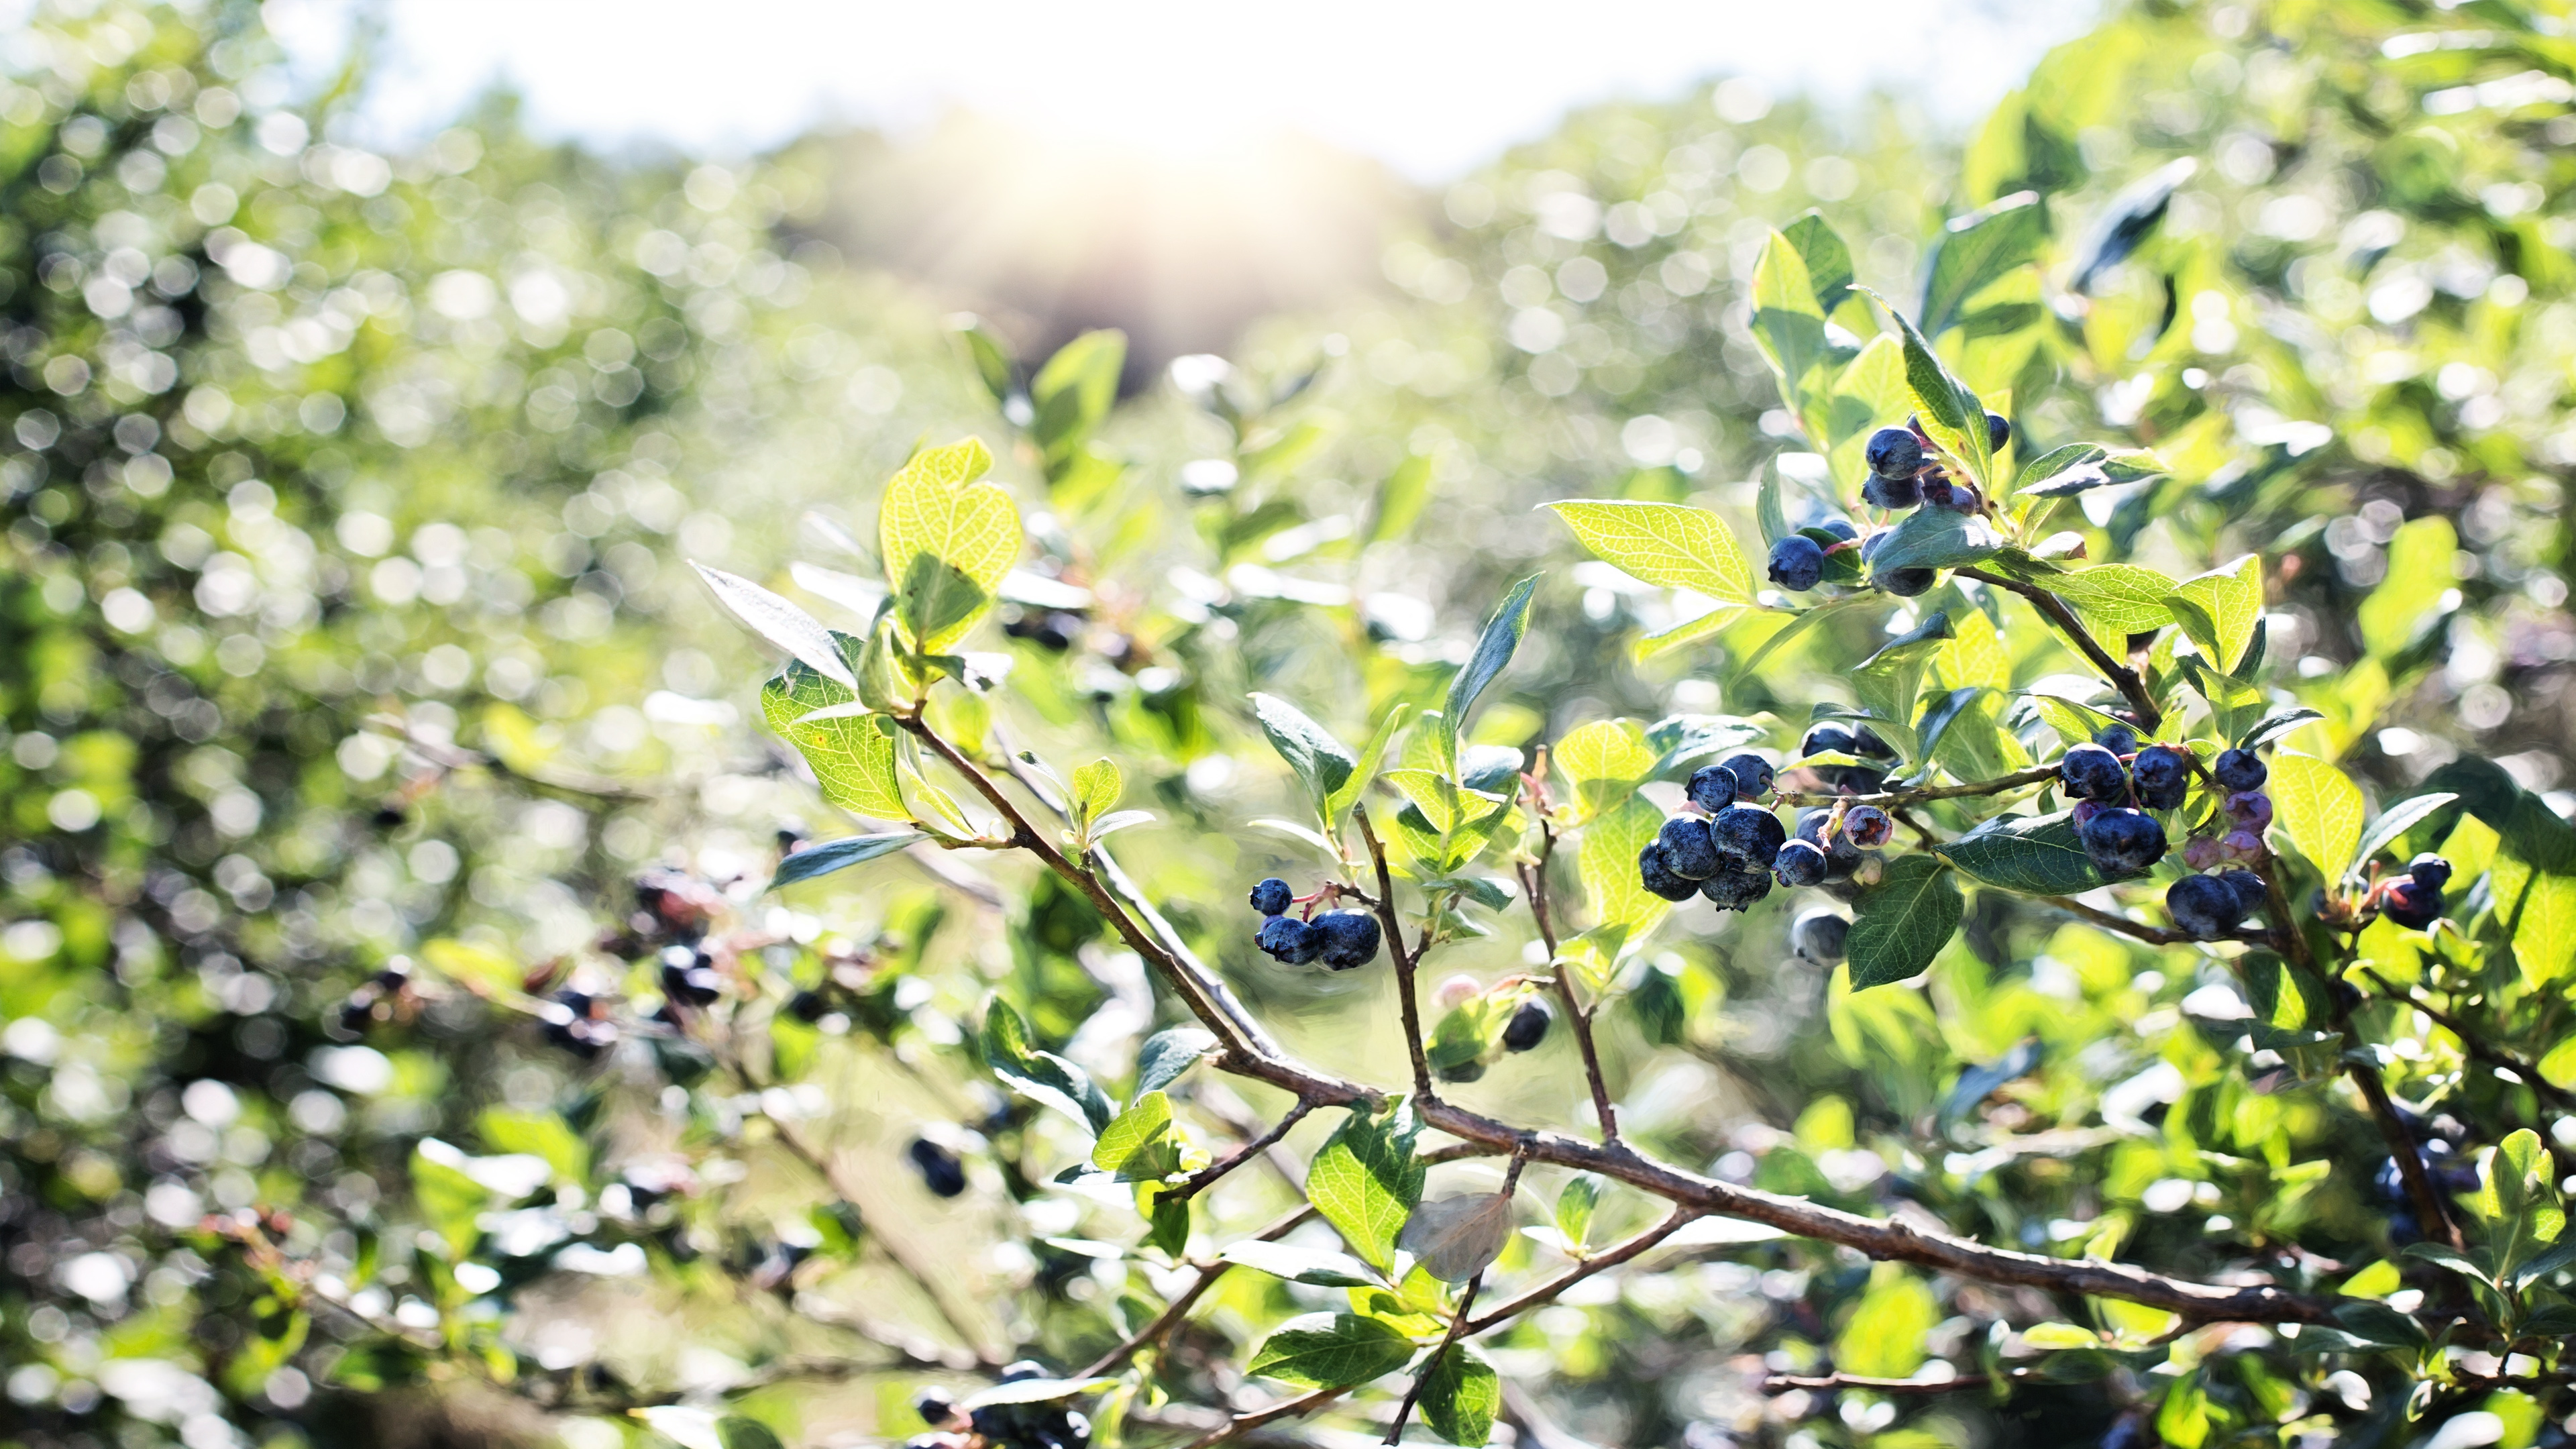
768,830,926,890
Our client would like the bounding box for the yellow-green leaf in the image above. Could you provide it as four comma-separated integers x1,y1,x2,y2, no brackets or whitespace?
2268,753,2363,885
2359,517,2457,660
1834,1264,1938,1378
877,437,1022,653
1551,719,1657,824
2169,554,2263,673
1546,501,1751,605
1578,796,1670,940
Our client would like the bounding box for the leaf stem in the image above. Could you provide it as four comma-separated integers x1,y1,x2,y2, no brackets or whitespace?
1171,1100,1318,1202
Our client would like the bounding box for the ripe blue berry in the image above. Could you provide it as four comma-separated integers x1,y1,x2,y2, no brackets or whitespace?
2407,854,2453,892
1986,411,2011,451
1256,914,1322,965
1710,806,1788,867
1638,842,1701,902
1657,816,1723,881
660,945,722,1006
2165,873,2244,940
1502,998,1552,1052
2381,879,2442,930
2217,868,2267,916
1841,805,1893,848
1717,753,1775,799
1877,566,1936,596
2131,745,2190,810
2212,748,2267,792
1699,867,1773,912
1791,910,1849,963
1685,763,1737,813
1248,877,1293,916
2079,806,2167,877
1866,427,1925,479
2059,743,2131,803
1796,808,1864,878
1769,535,1826,591
908,1136,968,1197
1861,472,1923,509
1773,839,1829,887
1817,517,1858,542
1311,911,1383,969
2094,722,2139,757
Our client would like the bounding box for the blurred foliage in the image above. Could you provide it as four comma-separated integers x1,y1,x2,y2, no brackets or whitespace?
3,3,2576,1449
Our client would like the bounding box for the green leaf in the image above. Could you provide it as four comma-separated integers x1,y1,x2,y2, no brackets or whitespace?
2048,564,2181,637
1546,502,1750,604
1823,333,1910,484
2169,555,2264,674
1921,191,2045,338
1729,595,1870,685
2025,692,2129,747
2238,707,2324,752
1866,508,2004,575
1091,1091,1182,1182
1755,467,1789,549
1244,1312,1418,1389
1442,575,1542,754
1071,757,1123,832
2268,754,2365,884
769,830,928,890
2015,442,2166,499
2329,1299,2426,1348
1371,453,1436,545
1133,1028,1218,1097
1308,1104,1424,1273
1555,1177,1600,1250
1578,796,1672,943
2481,1128,2565,1280
1029,329,1126,476
2359,517,2458,660
951,314,1018,404
420,938,522,998
1251,692,1356,816
877,437,1022,653
1835,1264,1940,1378
1397,1191,1514,1282
715,1417,785,1449
1750,230,1830,433
2349,793,2459,881
1218,1241,1381,1288
981,998,1116,1134
474,1108,588,1185
771,686,907,824
1856,286,1989,490
1420,1345,1502,1446
694,563,859,692
1552,718,1658,824
1845,855,1962,989
1782,209,1856,314
1851,611,1955,755
1945,812,2104,896
1326,704,1409,830
1147,1190,1191,1257
2424,756,2576,987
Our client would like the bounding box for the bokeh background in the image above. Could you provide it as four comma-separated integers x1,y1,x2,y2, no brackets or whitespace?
5,0,2575,1446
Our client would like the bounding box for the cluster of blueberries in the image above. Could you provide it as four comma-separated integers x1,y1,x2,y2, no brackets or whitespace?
1764,415,2011,598
912,1369,1090,1449
2371,853,2453,930
1633,742,1896,912
1248,877,1383,969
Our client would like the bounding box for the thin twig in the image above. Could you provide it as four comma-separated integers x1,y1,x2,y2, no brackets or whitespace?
1355,805,1434,1099
2361,969,2576,1110
1957,568,2161,732
1463,1205,1703,1334
1185,1385,1355,1449
1079,1204,1316,1380
1764,1371,2004,1395
1778,763,2061,810
1383,1148,1528,1444
1171,1100,1318,1201
1519,800,1618,1143
2037,894,2264,949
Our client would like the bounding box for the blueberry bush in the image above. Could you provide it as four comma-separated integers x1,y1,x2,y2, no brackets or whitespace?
9,3,2576,1449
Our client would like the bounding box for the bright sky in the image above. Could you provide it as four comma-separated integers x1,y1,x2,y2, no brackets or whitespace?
284,0,2100,178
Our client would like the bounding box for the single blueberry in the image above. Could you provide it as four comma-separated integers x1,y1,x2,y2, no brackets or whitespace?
2381,879,2442,930
2226,790,2273,831
1638,841,1701,902
1877,566,1936,596
1657,815,1723,881
1861,472,1923,510
1710,806,1789,867
1800,722,1855,759
1790,910,1850,964
1817,517,1859,542
1311,910,1383,969
1866,426,1925,479
2131,745,2190,810
2212,748,2267,792
2406,853,2453,892
1256,914,1322,965
1841,805,1894,848
2216,868,2267,916
1796,808,1864,877
1717,753,1776,799
1919,472,1957,508
1769,534,1826,591
1699,867,1774,912
908,1136,968,1197
1847,726,1894,759
1436,1057,1488,1083
1985,411,2011,451
1685,763,1737,813
2079,806,2167,877
2094,722,2139,757
2166,873,2243,940
1772,839,1829,887
1502,998,1553,1053
2059,743,2131,803
1247,877,1293,916
913,1390,958,1428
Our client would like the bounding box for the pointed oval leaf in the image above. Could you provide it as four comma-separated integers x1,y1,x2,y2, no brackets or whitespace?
1945,812,2105,896
1846,855,1963,989
769,830,927,890
1219,1241,1381,1288
1420,1345,1503,1447
1245,1312,1418,1389
1547,502,1749,604
1399,1191,1515,1283
1445,574,1544,737
694,563,858,691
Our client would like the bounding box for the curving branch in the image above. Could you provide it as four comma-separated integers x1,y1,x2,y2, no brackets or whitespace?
1518,794,1620,1143
2361,968,2576,1111
1957,568,2161,733
1170,1100,1317,1202
1778,763,2061,810
1464,1205,1702,1335
1355,804,1435,1098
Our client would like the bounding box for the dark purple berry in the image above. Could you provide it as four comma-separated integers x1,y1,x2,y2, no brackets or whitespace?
1685,764,1737,813
1773,839,1829,887
2407,854,2453,892
1796,809,1864,879
1502,999,1552,1052
1638,842,1701,902
2079,806,2167,877
1985,411,2011,451
2212,748,2267,792
2059,743,2130,803
1700,868,1773,912
1248,877,1293,916
1658,816,1723,881
1256,914,1322,965
1311,911,1382,970
1719,753,1776,800
909,1137,967,1197
1861,472,1923,509
1866,427,1925,480
2131,745,2190,810
2094,722,2139,757
660,945,723,1006
1769,535,1826,591
1710,806,1788,867
914,1390,957,1428
1790,910,1849,963
1841,805,1893,848
1877,566,1936,596
2381,880,2442,930
2217,869,2268,917
2166,874,2244,940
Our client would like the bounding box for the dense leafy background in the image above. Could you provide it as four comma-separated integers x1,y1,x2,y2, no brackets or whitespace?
4,2,2575,1448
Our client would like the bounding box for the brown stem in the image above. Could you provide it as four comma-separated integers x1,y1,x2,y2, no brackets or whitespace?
1185,1386,1354,1449
1464,1205,1702,1334
1079,1204,1316,1380
765,1114,1001,1360
1355,805,1434,1099
1383,1148,1527,1444
2361,969,2576,1110
1521,812,1618,1143
1958,568,2161,732
1778,763,2061,810
1171,1100,1317,1202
